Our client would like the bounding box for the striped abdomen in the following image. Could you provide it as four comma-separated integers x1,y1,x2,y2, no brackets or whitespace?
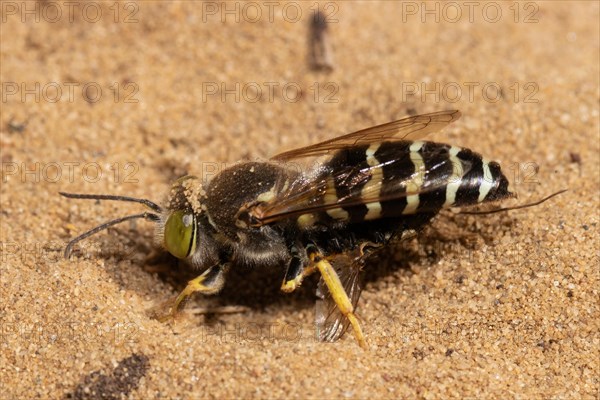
297,140,513,227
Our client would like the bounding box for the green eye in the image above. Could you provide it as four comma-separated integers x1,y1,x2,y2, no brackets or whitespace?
164,211,197,259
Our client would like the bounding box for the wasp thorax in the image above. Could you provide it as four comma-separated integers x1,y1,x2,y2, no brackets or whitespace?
204,162,286,238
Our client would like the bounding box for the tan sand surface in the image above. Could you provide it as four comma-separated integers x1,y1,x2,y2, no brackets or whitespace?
1,1,598,398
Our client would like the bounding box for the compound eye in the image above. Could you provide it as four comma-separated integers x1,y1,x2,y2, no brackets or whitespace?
164,211,197,259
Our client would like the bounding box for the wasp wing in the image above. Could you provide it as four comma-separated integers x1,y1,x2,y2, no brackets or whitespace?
254,142,472,225
273,110,461,160
315,253,364,342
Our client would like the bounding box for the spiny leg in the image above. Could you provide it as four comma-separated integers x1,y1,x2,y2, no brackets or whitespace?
281,246,317,292
153,263,229,322
359,241,383,257
309,250,368,349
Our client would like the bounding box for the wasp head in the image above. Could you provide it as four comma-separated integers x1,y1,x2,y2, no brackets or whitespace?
60,175,211,262
156,175,205,259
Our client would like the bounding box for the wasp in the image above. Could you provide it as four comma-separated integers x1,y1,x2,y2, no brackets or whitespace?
61,110,564,348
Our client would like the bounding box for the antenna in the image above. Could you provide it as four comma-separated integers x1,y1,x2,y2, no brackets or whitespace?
59,192,162,213
460,189,567,215
60,192,163,258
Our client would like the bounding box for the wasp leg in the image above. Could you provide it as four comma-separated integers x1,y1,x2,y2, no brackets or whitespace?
154,263,228,322
309,250,368,349
359,241,383,257
281,247,317,292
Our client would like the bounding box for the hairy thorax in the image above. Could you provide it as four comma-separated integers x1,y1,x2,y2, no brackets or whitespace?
204,161,292,265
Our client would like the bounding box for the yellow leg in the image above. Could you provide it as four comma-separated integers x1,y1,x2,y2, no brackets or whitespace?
281,257,317,292
153,264,227,322
311,253,368,349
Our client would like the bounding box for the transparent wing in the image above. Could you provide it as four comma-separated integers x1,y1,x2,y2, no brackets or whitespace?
315,253,364,342
273,110,461,160
254,142,471,225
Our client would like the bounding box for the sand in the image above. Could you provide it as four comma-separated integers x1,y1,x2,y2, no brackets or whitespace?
1,1,598,399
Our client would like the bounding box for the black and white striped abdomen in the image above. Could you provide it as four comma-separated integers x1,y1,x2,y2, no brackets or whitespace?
315,140,513,224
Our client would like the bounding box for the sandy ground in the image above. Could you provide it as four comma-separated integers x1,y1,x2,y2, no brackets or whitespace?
1,1,599,399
